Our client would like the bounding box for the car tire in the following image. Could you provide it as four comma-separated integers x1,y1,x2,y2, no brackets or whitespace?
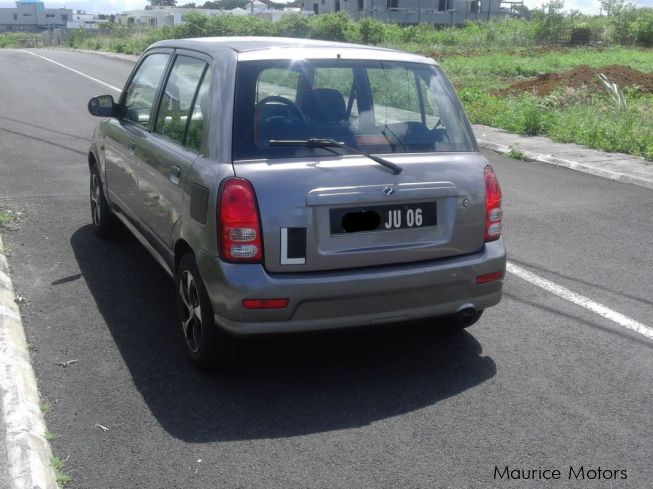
176,253,238,369
445,309,484,330
90,164,119,238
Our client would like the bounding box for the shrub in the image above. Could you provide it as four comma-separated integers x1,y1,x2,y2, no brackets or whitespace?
307,12,355,42
274,14,310,38
628,9,653,47
358,17,386,45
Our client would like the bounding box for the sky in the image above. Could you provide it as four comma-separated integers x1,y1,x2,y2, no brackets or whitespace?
0,0,652,15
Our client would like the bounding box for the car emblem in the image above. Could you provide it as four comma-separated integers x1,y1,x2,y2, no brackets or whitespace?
383,186,397,196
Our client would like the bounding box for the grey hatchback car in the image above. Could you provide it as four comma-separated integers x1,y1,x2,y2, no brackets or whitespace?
87,37,506,367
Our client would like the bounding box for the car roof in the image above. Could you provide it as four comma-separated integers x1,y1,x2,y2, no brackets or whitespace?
149,37,437,65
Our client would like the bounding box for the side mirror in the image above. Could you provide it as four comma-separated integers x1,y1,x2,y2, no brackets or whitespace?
88,95,118,117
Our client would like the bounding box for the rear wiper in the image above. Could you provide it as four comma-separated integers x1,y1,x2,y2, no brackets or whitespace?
269,138,402,175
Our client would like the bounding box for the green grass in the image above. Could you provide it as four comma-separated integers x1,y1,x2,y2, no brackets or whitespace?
0,32,41,48
456,81,653,160
0,210,16,226
50,456,72,488
44,430,60,442
506,147,528,160
438,45,653,160
39,401,52,414
439,46,653,91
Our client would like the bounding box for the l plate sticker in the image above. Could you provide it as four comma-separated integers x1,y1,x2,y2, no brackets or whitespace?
280,228,306,265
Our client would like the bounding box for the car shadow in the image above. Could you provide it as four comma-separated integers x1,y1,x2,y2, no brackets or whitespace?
71,224,496,442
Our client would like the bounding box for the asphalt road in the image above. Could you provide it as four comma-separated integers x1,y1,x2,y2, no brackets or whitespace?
0,49,651,489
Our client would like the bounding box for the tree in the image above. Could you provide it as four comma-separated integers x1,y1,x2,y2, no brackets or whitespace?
202,0,248,9
600,0,630,16
151,0,178,7
543,0,564,15
512,4,529,15
265,0,301,9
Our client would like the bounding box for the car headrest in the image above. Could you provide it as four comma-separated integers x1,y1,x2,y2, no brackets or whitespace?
302,88,346,123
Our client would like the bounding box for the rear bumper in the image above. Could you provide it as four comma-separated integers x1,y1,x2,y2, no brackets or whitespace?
197,239,506,335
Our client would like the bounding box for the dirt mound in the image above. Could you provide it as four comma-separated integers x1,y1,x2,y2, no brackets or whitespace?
503,65,653,96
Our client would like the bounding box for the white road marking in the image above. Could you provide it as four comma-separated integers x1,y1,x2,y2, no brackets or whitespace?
507,262,653,341
22,50,122,93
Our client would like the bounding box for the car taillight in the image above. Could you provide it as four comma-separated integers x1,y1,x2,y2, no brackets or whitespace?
218,178,263,262
476,271,505,285
484,165,503,242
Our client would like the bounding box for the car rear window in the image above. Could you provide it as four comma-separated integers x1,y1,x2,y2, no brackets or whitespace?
233,59,475,161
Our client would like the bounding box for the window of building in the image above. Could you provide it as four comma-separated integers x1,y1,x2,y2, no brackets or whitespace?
387,0,398,8
313,2,318,13
335,0,340,10
13,14,17,20
23,13,32,17
62,14,68,21
358,0,364,10
470,0,479,13
438,0,446,11
46,14,55,18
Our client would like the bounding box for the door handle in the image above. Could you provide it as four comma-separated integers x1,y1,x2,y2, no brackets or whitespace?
169,165,182,185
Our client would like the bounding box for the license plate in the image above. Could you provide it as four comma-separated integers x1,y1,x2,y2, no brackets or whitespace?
330,203,437,235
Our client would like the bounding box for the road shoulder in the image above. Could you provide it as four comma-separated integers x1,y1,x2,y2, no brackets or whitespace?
473,123,653,191
0,235,58,489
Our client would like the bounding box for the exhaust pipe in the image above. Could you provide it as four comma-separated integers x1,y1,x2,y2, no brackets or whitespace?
451,306,482,329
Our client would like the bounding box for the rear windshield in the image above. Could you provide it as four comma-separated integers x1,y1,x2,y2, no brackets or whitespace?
232,59,475,161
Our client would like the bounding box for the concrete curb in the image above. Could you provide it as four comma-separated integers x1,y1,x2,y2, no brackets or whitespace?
54,47,140,64
0,235,58,489
475,138,653,191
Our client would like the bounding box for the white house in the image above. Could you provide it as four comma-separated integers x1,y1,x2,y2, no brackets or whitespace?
116,2,282,28
67,10,103,29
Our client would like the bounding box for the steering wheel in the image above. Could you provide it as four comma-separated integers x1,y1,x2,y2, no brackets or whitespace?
257,96,305,123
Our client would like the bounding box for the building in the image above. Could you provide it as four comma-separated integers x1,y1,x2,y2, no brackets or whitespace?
67,11,103,30
116,2,278,28
0,0,72,33
302,0,504,25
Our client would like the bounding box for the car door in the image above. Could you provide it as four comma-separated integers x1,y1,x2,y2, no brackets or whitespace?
103,50,171,224
133,52,211,251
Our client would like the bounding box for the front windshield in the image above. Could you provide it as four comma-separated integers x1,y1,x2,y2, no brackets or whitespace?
232,59,475,161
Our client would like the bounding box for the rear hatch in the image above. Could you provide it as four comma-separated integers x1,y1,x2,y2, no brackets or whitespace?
234,153,487,273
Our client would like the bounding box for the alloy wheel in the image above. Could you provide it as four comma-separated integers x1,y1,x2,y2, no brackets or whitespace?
90,173,101,226
179,270,203,353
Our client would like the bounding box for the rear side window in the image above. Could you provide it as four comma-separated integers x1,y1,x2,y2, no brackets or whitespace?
155,56,209,150
185,69,211,152
123,53,169,127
